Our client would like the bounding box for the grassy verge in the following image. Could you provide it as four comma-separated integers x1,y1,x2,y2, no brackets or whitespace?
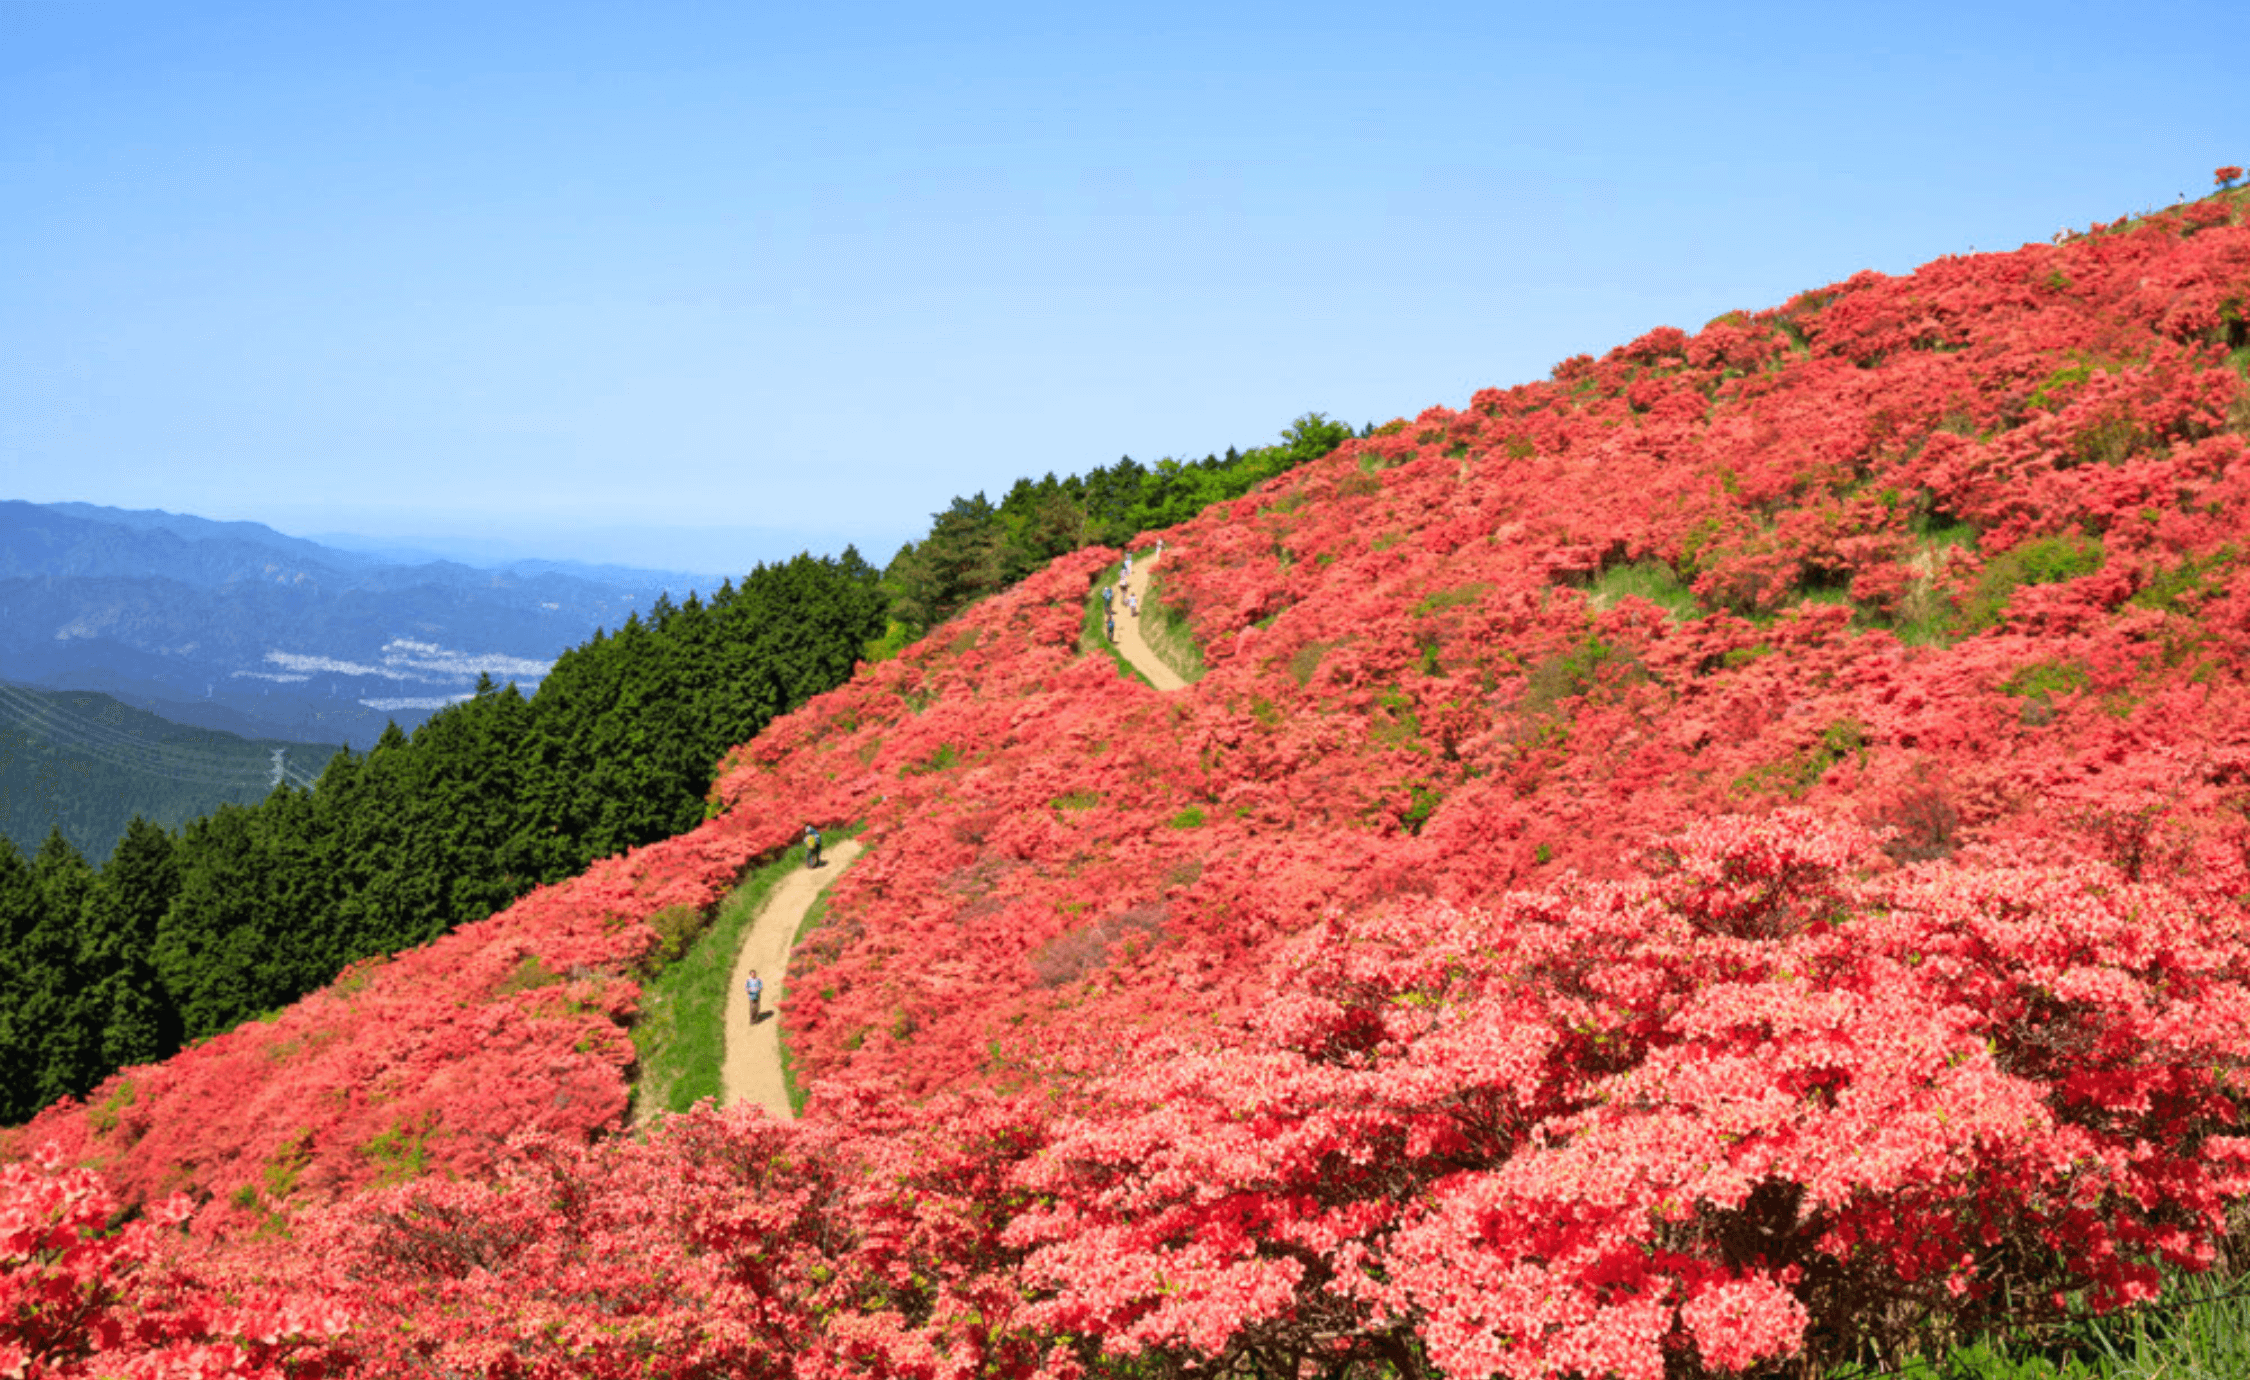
1140,561,1207,684
629,844,805,1120
1589,559,1703,622
1081,560,1155,688
777,889,836,1117
630,822,864,1120
1878,1263,2250,1379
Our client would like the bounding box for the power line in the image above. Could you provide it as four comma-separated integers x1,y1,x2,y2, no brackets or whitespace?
0,682,323,792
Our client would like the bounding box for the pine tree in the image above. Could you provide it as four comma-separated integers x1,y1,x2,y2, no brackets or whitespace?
3,831,102,1115
0,837,46,1122
79,816,181,1074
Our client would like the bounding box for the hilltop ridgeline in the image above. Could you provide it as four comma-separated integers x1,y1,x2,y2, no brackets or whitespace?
15,190,2250,1378
0,423,1353,1127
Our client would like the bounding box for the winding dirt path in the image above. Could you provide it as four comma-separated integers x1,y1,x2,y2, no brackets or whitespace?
1111,550,1188,692
722,838,863,1120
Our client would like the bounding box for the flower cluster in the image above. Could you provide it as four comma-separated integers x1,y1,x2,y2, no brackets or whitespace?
0,1144,350,1377
1010,814,2250,1376
27,817,2250,1378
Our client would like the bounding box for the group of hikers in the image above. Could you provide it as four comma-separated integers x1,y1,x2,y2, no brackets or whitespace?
742,823,823,1023
1101,540,1163,642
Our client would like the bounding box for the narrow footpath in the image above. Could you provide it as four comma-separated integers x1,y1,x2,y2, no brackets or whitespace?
1112,550,1188,692
722,838,863,1120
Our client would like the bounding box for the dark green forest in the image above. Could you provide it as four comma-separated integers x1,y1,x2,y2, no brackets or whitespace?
0,685,340,864
876,413,1355,637
0,415,1354,1125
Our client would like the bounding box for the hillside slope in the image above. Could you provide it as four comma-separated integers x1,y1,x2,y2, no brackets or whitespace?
15,192,2250,1377
0,683,339,861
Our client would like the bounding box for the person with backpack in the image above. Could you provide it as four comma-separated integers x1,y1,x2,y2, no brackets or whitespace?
805,823,823,869
744,972,764,1023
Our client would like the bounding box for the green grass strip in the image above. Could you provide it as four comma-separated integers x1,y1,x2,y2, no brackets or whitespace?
630,822,864,1120
1138,563,1207,684
630,846,801,1119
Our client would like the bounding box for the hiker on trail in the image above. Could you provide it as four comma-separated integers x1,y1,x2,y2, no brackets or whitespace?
1123,551,1133,579
1129,591,1140,618
1156,538,1165,559
1101,584,1113,609
805,824,822,869
1106,612,1117,641
745,972,764,1022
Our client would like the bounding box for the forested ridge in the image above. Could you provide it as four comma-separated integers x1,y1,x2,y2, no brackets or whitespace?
0,419,1352,1126
0,684,338,862
874,412,1354,635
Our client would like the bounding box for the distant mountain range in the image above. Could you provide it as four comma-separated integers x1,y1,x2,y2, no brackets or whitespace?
0,500,730,748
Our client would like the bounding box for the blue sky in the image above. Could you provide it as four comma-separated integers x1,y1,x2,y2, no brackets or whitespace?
4,0,2243,578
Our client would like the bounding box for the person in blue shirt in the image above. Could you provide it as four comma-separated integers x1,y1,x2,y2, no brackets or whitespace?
744,972,764,1022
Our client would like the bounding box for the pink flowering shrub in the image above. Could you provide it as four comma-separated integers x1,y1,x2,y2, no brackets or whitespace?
230,1096,1058,1380
1008,815,2250,1378
0,1144,349,1377
30,817,2249,1379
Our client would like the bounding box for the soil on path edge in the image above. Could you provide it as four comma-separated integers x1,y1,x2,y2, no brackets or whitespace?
722,838,863,1120
1113,551,1188,692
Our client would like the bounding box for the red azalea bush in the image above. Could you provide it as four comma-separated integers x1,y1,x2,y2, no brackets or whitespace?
1007,815,2250,1379
0,1144,350,1377
26,817,2250,1379
212,1097,1059,1380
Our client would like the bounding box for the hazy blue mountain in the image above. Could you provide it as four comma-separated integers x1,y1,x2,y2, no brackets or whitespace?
303,529,728,593
0,500,738,748
303,524,868,588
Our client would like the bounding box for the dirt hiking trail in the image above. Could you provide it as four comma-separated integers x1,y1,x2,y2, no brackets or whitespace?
1113,550,1187,692
723,838,863,1120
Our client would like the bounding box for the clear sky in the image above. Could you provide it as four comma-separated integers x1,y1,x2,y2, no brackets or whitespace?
4,0,2243,577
